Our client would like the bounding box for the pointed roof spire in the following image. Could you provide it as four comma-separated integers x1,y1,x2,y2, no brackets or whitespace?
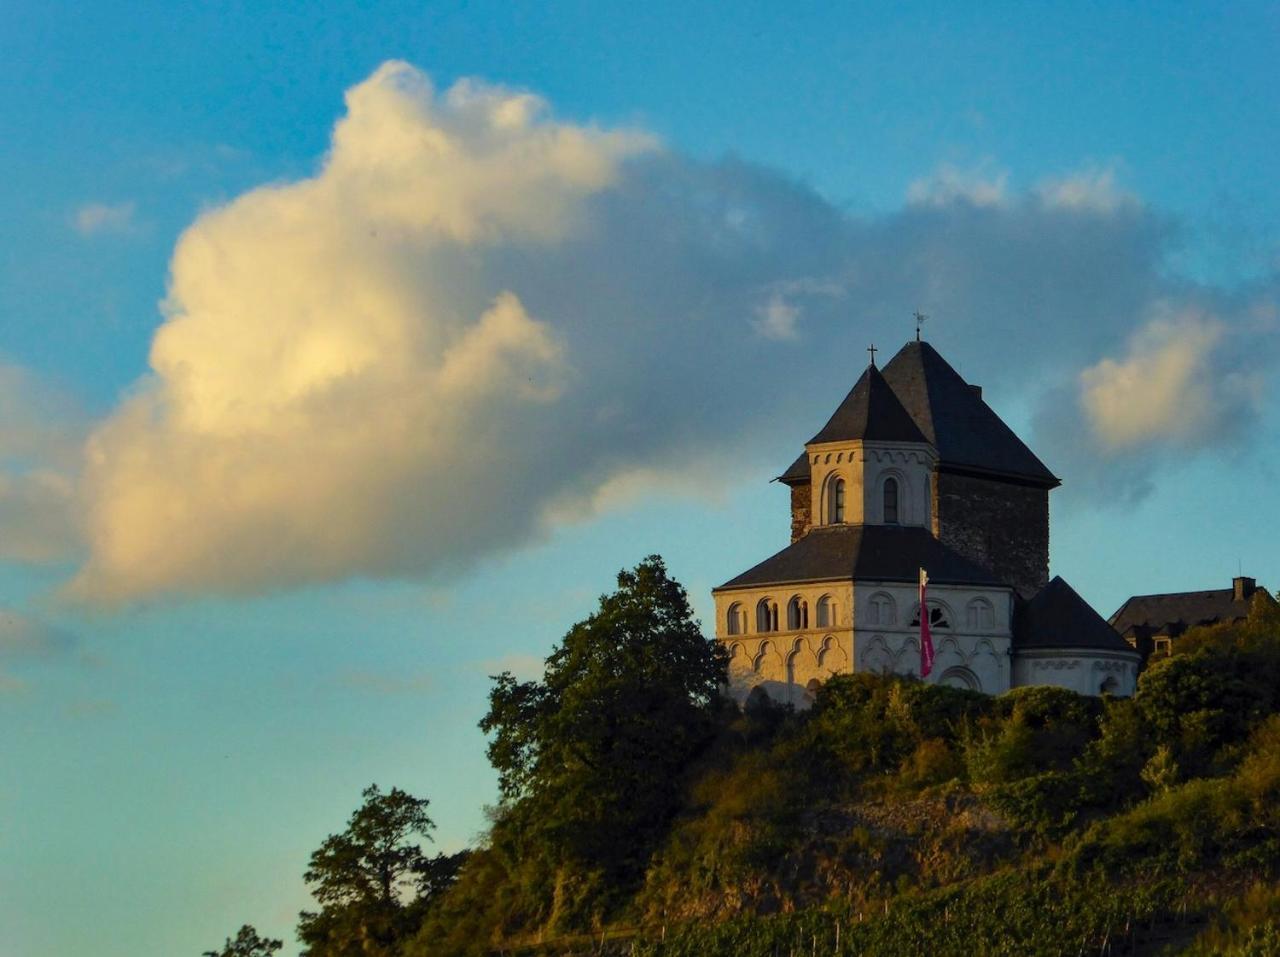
807,363,928,446
880,340,1060,487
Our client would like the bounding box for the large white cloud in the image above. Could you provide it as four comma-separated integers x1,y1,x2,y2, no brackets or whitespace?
25,60,1273,603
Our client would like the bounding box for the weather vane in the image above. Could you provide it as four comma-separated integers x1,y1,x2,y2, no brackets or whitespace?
914,310,928,341
867,343,878,367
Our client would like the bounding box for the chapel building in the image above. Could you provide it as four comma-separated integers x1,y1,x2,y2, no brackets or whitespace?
712,338,1140,706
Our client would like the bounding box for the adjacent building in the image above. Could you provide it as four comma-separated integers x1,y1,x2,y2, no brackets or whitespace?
1110,576,1275,663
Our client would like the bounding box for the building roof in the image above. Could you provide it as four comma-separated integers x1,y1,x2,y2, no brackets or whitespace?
879,341,1060,488
778,451,809,485
1108,582,1268,639
1014,576,1136,654
807,363,929,446
776,340,1059,488
715,524,1004,591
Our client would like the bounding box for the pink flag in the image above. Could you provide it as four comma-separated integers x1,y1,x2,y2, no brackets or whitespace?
919,567,935,678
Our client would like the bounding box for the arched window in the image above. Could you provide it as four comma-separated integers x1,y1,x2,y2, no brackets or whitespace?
1100,675,1119,695
827,476,846,524
883,477,899,524
726,602,744,636
939,666,980,691
966,598,995,630
910,603,951,629
866,592,896,626
756,598,779,632
787,596,809,630
816,595,834,628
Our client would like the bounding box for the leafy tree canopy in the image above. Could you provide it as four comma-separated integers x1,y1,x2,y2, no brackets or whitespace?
299,784,462,957
480,554,727,876
203,925,282,957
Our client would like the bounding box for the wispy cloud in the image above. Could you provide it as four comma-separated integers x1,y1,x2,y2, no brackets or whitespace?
0,361,84,564
0,608,77,693
72,201,137,237
907,162,1008,208
752,293,802,340
1036,165,1136,213
338,668,435,696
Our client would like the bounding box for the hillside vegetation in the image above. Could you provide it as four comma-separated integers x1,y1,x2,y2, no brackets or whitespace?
213,559,1280,957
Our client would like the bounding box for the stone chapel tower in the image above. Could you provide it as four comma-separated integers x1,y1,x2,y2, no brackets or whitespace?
715,339,1139,703
779,341,1058,600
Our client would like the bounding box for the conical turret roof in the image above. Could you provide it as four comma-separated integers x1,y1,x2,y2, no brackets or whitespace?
1014,576,1136,653
807,363,928,446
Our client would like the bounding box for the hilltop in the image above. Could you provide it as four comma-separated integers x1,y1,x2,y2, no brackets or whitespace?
212,558,1280,957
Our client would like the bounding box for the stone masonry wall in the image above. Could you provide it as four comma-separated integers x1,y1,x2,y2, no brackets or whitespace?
934,471,1049,600
790,483,812,543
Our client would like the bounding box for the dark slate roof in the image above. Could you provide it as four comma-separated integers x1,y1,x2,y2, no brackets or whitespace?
1108,584,1270,639
716,524,1003,591
879,341,1060,487
807,363,929,446
778,451,809,486
1014,576,1136,654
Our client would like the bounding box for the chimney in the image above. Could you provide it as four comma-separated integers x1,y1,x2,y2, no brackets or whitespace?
1233,576,1256,601
969,384,983,400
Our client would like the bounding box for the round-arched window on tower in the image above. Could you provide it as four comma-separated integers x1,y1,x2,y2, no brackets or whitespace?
828,476,846,524
883,477,899,524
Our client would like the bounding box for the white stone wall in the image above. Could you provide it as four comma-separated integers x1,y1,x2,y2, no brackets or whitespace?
715,578,1017,706
851,580,1014,695
715,581,856,708
1011,651,1140,697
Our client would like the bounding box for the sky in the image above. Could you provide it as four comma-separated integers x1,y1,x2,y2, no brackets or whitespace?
2,2,1278,954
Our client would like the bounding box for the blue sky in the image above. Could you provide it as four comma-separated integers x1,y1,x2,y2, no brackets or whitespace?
2,3,1278,955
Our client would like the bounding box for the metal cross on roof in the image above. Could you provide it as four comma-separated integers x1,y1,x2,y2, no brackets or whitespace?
914,310,928,341
867,343,878,366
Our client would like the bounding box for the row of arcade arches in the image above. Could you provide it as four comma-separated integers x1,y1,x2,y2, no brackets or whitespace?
727,594,998,635
728,634,848,685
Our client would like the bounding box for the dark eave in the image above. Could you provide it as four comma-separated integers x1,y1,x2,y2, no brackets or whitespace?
715,524,1004,592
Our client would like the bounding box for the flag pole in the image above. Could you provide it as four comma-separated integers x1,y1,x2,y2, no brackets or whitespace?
919,567,935,679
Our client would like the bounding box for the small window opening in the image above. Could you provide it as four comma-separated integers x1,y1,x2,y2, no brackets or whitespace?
883,477,899,524
829,477,846,524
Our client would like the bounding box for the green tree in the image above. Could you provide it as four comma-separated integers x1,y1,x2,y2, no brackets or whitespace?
481,555,727,893
203,925,282,957
298,784,462,957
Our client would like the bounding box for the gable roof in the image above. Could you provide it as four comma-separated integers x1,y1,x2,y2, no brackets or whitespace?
715,524,1003,591
807,363,929,446
879,341,1059,487
1109,584,1270,639
1014,576,1135,654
